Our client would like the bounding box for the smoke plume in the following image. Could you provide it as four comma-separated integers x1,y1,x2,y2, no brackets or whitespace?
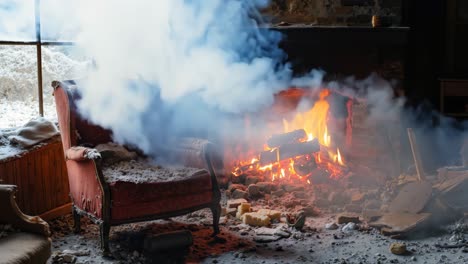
67,0,295,154
1,1,467,170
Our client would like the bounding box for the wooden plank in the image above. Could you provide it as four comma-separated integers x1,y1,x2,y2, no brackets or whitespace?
388,181,433,214
49,146,58,209
53,143,66,208
369,212,432,236
407,128,425,181
27,151,37,215
13,157,25,213
39,202,72,221
267,129,307,148
19,153,29,214
48,141,69,209
41,145,50,213
43,146,51,212
0,138,71,215
34,148,45,215
7,159,14,185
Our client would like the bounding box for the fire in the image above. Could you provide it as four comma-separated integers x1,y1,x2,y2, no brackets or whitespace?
328,148,345,166
283,89,330,146
283,89,345,168
337,148,344,166
232,88,347,183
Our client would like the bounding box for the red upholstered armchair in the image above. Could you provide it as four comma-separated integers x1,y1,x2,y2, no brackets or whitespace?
52,80,222,255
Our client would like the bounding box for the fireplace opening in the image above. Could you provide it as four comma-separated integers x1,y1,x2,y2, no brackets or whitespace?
224,84,404,189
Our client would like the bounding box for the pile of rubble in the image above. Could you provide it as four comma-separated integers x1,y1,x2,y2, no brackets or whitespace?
224,158,468,240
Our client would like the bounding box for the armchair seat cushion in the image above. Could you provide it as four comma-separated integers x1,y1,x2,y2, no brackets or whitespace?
0,232,51,264
103,160,214,222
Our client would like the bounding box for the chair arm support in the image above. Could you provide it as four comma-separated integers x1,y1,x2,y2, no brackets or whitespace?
66,146,101,161
0,185,50,237
65,158,108,220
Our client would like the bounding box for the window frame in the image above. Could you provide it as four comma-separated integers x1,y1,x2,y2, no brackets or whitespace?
0,0,75,117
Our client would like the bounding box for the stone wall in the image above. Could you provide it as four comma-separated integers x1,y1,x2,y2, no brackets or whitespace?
265,0,402,26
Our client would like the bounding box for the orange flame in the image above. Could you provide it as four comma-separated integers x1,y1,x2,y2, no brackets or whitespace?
283,89,330,146
337,148,345,166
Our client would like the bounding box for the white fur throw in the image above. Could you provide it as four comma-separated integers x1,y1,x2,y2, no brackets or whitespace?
8,117,59,148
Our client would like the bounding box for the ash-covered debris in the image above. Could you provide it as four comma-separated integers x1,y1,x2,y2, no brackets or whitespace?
102,159,205,183
43,162,468,263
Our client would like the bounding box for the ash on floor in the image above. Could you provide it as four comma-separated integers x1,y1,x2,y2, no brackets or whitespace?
46,188,468,264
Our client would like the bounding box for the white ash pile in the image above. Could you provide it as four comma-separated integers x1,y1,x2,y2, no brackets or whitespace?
91,142,207,184
102,159,206,184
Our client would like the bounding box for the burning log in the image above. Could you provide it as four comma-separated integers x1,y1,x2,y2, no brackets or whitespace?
259,139,320,165
279,139,320,160
266,129,307,148
293,157,317,176
259,149,279,166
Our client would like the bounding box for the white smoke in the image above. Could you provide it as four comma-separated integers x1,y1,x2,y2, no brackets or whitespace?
1,1,467,168
0,0,34,40
67,0,295,153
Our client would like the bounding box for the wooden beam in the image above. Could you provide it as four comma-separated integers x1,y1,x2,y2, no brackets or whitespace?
407,128,425,181
39,202,72,221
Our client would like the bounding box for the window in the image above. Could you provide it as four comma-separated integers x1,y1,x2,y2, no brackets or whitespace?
0,46,38,128
0,0,81,129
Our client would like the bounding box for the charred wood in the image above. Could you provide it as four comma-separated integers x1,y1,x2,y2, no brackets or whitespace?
259,139,320,165
259,149,279,165
293,157,317,176
267,129,307,148
279,139,320,161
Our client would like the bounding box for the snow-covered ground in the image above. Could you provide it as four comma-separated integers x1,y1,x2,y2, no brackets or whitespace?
0,46,90,128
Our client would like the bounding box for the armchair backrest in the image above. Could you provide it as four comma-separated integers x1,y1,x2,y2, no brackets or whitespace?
53,81,113,152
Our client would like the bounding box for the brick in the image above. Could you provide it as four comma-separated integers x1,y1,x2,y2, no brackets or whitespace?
242,212,271,227
227,198,248,208
236,203,251,219
256,209,282,221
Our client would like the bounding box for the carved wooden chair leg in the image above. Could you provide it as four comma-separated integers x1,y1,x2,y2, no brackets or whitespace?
72,206,81,234
210,204,221,236
99,222,111,256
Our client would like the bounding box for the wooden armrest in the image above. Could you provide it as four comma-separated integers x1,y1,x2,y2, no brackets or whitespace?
66,146,101,161
0,185,50,237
